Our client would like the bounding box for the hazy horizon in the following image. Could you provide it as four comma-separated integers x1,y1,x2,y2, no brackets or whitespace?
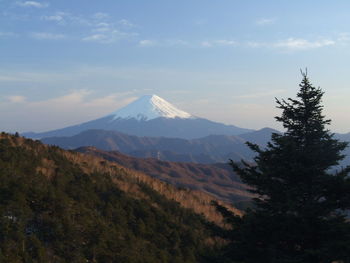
1,0,350,133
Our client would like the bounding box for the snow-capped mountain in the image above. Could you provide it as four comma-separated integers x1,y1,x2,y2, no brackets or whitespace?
23,94,253,139
110,94,193,121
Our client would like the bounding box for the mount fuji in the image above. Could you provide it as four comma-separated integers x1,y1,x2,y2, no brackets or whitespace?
110,94,193,121
23,94,253,139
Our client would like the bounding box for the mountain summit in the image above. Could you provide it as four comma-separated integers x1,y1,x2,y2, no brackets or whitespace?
110,94,193,121
23,94,253,139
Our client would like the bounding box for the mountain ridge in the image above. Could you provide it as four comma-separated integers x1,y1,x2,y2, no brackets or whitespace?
75,145,254,206
41,129,259,163
22,94,253,139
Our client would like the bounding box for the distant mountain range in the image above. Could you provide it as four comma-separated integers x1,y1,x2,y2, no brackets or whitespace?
76,146,254,206
23,94,253,139
41,127,350,168
335,133,350,167
41,128,279,163
22,94,350,167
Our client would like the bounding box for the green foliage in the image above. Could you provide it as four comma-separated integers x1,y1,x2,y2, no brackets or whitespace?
0,135,210,262
216,73,350,263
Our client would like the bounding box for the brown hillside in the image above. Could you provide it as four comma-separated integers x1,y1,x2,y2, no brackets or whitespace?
1,133,242,224
76,146,254,206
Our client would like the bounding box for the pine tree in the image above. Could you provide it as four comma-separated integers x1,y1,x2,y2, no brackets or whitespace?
220,72,350,263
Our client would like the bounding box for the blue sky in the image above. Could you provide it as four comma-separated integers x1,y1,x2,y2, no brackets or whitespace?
1,0,350,133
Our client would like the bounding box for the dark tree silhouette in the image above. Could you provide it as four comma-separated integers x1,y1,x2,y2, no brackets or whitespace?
219,72,350,263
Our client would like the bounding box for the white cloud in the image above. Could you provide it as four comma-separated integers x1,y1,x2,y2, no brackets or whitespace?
274,38,335,50
0,32,18,38
82,30,137,43
82,34,106,42
93,27,110,33
93,22,111,32
41,15,64,22
247,38,336,50
201,40,237,47
41,11,91,26
214,40,237,46
39,11,139,44
93,12,109,20
247,41,263,48
60,12,91,26
139,39,188,47
337,32,350,43
16,1,48,8
0,91,137,132
201,41,212,47
256,18,276,26
30,32,66,40
95,22,110,28
139,39,157,47
118,19,135,27
7,95,26,103
96,22,110,27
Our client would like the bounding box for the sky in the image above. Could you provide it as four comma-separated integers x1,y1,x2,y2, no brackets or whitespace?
1,0,350,133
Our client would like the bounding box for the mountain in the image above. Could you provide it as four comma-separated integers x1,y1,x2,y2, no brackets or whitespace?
23,94,253,139
335,132,350,167
76,146,254,206
239,127,281,146
110,94,193,120
336,132,350,142
43,127,350,167
41,129,258,163
0,132,241,262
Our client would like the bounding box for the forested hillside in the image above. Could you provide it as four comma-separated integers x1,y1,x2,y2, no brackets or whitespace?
0,133,238,262
76,146,253,207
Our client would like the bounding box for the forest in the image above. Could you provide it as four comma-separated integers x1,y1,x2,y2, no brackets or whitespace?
0,133,215,263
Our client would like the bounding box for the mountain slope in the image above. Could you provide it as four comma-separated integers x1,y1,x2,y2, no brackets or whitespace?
76,146,254,205
0,132,241,262
23,94,253,139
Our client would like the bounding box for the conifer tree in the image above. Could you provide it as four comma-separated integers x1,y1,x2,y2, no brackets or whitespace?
220,72,350,263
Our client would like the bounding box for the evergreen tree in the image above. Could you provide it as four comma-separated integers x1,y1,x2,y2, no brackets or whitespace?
220,72,350,263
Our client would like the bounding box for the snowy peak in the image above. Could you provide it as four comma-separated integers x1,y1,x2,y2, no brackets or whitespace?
110,94,194,121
